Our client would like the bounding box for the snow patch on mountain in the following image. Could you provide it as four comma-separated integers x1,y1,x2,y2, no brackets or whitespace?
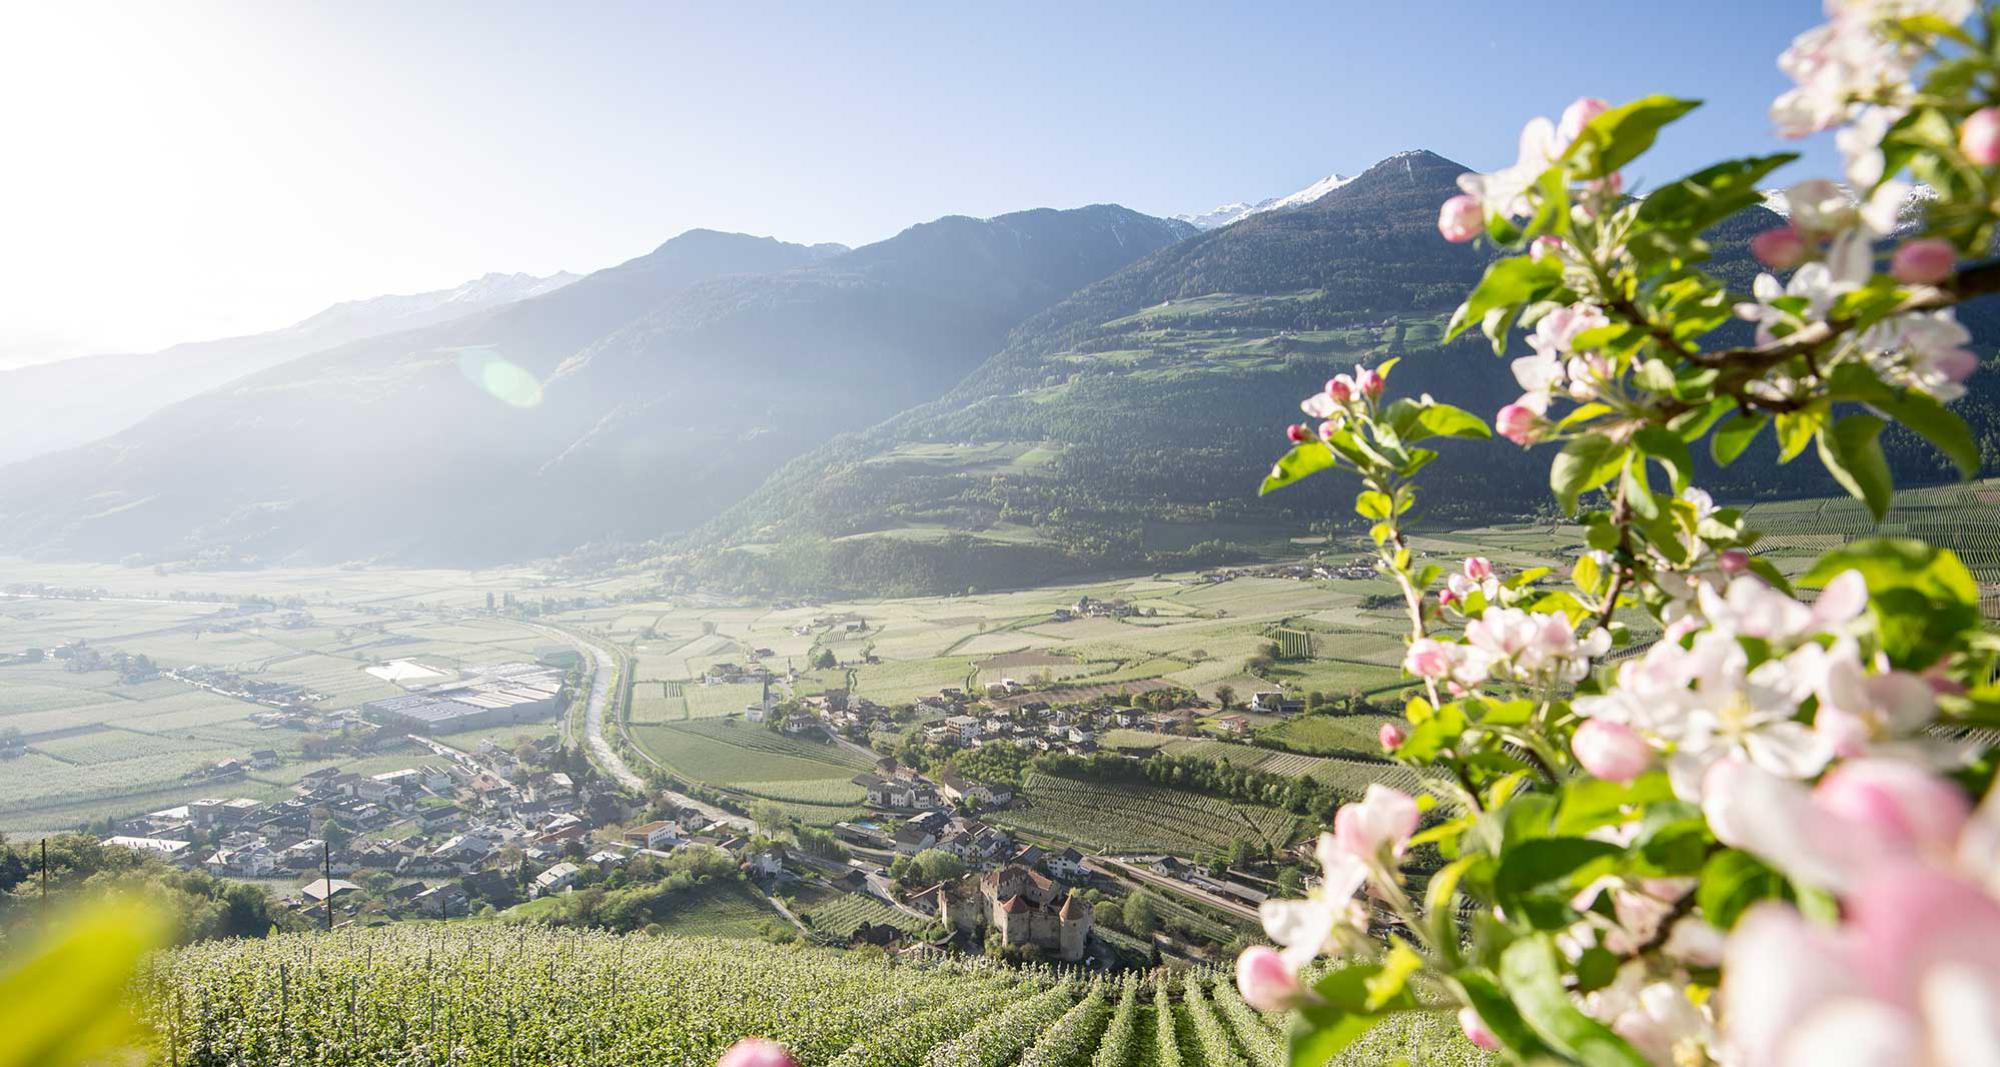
1175,173,1355,230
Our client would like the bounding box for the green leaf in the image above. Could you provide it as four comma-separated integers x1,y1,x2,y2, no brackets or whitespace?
1446,256,1563,342
1494,837,1625,929
1696,849,1789,929
1553,772,1673,836
1816,414,1893,521
1293,962,1415,1066
1259,443,1337,496
0,899,173,1067
1410,403,1493,441
1565,96,1702,179
1550,434,1629,515
1709,412,1767,466
1458,971,1560,1061
1633,425,1694,493
1775,407,1823,463
1803,538,1982,669
1638,153,1799,232
1828,363,1981,479
1500,937,1653,1067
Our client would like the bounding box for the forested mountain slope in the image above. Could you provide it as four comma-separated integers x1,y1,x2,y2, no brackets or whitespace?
687,151,2000,597
0,209,1189,566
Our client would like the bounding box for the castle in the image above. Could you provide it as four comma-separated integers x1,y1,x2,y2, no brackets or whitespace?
934,863,1091,961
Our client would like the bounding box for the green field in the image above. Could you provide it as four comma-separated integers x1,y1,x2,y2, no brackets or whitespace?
992,771,1302,855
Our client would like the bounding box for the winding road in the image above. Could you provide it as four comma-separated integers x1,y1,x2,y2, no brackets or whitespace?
531,623,752,832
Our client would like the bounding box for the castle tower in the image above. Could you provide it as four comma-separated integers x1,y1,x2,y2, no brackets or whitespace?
1057,890,1091,962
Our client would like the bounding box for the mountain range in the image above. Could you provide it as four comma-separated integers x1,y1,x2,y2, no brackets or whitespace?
0,270,580,466
2,152,1995,590
1174,173,1354,229
0,211,1187,566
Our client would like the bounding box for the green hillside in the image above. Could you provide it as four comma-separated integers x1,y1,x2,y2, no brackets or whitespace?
683,151,2000,597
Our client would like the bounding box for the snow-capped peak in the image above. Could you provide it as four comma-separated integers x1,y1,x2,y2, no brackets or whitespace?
1174,173,1353,230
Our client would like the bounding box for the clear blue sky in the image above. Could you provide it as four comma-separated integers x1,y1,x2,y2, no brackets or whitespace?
2,1,1832,358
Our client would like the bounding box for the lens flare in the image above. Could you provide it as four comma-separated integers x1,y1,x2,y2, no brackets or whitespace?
453,347,543,408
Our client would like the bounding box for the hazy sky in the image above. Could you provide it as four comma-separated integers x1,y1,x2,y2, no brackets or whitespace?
0,2,1835,361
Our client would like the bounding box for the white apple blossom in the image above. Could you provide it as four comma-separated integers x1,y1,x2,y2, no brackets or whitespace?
1857,308,1981,401
1664,631,1835,799
1258,831,1370,970
1457,116,1561,219
1583,962,1716,1067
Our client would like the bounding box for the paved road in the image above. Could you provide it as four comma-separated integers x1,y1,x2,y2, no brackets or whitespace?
534,623,755,833
531,624,644,792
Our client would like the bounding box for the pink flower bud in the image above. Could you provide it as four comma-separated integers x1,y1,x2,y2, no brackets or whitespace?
719,1038,799,1067
1495,403,1544,446
1719,548,1751,575
1962,107,2000,166
1317,419,1339,441
1559,97,1611,144
1325,376,1354,403
1813,760,1972,859
1438,194,1483,243
1404,638,1455,680
1751,226,1808,271
1355,366,1385,400
1379,722,1407,750
1235,945,1302,1012
1572,719,1652,783
1438,588,1458,607
1891,238,1956,286
1287,423,1309,444
1459,1006,1501,1051
1530,235,1565,262
1463,556,1494,582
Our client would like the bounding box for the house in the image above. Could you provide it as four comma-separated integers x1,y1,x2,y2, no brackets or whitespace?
623,820,682,850
248,749,280,770
99,836,191,863
892,825,937,854
1214,714,1251,737
532,862,581,897
935,770,1013,809
1048,848,1091,882
1250,691,1288,714
205,842,277,877
414,883,470,918
747,844,786,877
942,715,980,743
300,878,360,904
586,849,628,871
433,834,496,868
1012,844,1047,869
853,773,920,809
281,838,328,869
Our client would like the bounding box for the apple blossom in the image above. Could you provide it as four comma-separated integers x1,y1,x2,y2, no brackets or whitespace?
1719,548,1750,574
1495,400,1546,446
718,1038,798,1067
1457,115,1562,219
1332,784,1419,864
1815,759,1972,860
1437,193,1483,242
1285,423,1308,443
1235,945,1302,1012
1354,365,1384,400
1572,719,1652,783
1377,722,1406,751
1458,1007,1500,1051
1258,832,1371,969
1962,105,2000,165
1557,96,1610,143
1891,238,1957,285
1751,225,1808,270
1326,375,1355,404
1529,234,1565,261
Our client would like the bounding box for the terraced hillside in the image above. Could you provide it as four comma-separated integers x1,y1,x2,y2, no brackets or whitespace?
139,927,1488,1066
687,150,2000,598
